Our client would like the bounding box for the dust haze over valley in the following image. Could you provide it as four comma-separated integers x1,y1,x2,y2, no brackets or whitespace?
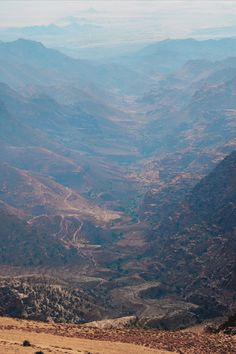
0,1,236,352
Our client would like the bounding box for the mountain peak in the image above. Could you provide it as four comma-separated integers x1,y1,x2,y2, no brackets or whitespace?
0,38,46,54
12,38,45,49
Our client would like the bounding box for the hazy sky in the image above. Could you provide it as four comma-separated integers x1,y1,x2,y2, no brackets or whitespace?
1,1,236,40
1,1,236,26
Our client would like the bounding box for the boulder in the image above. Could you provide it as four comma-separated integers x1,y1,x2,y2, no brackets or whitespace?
84,316,138,329
0,286,25,317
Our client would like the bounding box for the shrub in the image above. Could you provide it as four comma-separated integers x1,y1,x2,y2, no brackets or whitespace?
22,340,31,347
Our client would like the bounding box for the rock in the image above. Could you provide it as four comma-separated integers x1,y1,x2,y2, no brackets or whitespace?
138,310,198,330
205,311,236,334
0,278,93,324
84,316,138,329
186,293,227,320
0,286,25,317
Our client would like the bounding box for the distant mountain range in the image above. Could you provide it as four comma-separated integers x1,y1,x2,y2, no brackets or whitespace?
119,38,236,75
0,15,150,59
0,39,149,94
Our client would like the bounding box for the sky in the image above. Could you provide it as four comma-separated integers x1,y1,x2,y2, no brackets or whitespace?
1,0,236,45
1,1,236,28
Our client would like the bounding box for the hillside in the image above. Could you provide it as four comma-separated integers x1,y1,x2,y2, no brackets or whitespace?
0,39,148,94
0,202,77,266
0,316,235,354
144,151,236,311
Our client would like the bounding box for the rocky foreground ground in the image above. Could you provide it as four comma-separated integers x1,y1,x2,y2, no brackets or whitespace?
0,317,235,354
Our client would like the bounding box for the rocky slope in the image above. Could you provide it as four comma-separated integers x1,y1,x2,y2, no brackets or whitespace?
0,202,78,266
0,316,235,354
0,276,110,323
144,151,236,312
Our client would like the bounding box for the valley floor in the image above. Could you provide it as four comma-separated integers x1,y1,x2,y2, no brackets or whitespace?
0,317,235,354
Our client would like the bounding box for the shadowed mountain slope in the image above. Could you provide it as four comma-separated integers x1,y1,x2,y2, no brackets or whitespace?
146,152,236,307
0,201,78,266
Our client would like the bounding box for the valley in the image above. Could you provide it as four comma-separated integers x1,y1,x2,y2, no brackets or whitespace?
0,36,236,340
